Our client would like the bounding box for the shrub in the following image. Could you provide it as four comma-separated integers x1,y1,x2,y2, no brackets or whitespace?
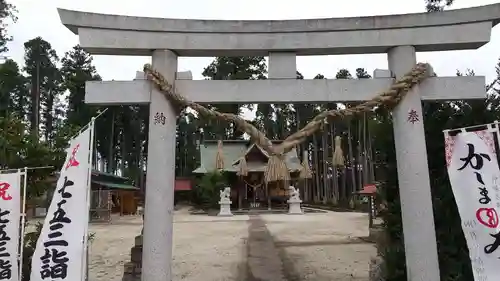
21,221,96,281
192,171,228,209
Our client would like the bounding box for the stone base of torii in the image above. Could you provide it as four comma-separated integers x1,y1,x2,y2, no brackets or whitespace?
122,233,143,281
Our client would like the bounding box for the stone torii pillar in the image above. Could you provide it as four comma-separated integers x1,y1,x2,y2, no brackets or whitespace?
58,4,500,281
388,46,440,279
142,50,177,281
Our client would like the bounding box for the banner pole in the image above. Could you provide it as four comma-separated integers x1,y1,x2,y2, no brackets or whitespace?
490,121,500,165
443,120,500,134
493,121,500,141
81,117,95,281
0,166,53,174
18,167,28,280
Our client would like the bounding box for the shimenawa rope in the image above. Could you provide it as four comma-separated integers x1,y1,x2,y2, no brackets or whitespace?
143,62,433,183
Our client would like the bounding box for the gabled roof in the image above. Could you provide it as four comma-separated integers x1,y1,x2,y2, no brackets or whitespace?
192,141,303,174
232,143,269,166
192,142,247,173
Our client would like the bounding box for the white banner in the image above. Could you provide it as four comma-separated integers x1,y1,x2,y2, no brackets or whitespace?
446,129,500,281
0,172,21,281
30,126,92,281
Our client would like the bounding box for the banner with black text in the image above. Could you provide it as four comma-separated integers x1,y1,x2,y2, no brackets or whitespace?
446,129,500,281
30,126,92,281
0,172,21,281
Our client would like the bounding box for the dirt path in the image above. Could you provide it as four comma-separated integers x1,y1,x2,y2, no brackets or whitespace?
262,212,375,281
246,215,287,281
81,209,375,281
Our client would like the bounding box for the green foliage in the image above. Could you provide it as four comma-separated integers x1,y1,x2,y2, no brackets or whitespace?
202,56,267,140
51,123,84,166
336,69,353,79
425,0,455,12
21,221,96,281
202,56,267,81
376,62,500,280
0,59,28,117
192,171,228,209
61,45,102,127
21,221,43,281
370,105,406,280
0,114,60,197
0,0,17,53
23,37,65,142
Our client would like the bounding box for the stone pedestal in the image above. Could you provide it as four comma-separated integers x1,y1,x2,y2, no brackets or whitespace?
218,201,233,216
287,199,303,215
122,233,143,281
369,255,385,281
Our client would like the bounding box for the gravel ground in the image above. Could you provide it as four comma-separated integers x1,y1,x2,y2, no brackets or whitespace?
262,212,375,281
35,208,375,281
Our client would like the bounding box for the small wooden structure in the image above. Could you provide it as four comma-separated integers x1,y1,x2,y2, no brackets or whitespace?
91,170,140,217
192,140,303,209
26,170,139,221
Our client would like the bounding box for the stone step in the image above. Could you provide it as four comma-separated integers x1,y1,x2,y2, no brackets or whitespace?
130,246,143,263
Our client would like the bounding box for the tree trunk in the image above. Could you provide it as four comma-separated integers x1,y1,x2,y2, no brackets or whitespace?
142,107,149,197
121,130,127,176
238,179,243,210
93,126,98,170
313,133,320,202
367,119,376,183
267,184,271,210
341,166,347,202
321,127,328,204
356,118,363,191
134,115,142,184
302,150,309,202
362,113,370,185
347,122,356,200
330,122,338,204
108,109,115,173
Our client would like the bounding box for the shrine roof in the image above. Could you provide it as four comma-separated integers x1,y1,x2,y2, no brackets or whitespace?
192,141,302,174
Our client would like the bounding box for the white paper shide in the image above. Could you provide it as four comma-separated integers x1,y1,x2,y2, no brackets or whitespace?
30,126,92,281
0,172,21,281
446,130,500,281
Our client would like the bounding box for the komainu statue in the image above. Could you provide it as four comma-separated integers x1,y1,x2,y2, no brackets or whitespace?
288,186,301,201
219,187,231,202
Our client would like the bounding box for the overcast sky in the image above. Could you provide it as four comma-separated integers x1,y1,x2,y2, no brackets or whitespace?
6,0,500,83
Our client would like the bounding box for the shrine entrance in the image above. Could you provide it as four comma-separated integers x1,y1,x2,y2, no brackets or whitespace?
245,173,265,209
59,3,500,281
242,174,290,210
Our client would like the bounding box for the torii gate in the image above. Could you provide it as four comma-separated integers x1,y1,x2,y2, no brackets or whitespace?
58,4,500,281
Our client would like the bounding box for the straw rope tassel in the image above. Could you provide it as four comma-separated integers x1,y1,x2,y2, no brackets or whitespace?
237,157,248,177
332,136,345,167
215,140,225,170
264,152,290,183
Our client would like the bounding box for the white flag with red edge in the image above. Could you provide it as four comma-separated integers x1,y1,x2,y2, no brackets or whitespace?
30,125,92,281
0,171,21,281
446,128,500,281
